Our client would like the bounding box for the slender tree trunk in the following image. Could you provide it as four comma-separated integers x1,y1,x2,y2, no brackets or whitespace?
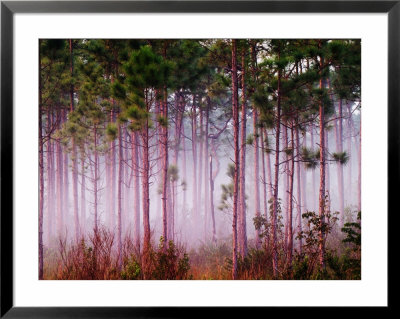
198,107,204,239
318,51,326,270
335,99,345,226
161,88,169,244
239,46,247,257
181,119,187,217
80,153,86,236
231,39,239,279
287,124,295,269
283,125,289,249
56,109,63,236
260,128,269,247
142,90,151,279
191,95,198,239
62,111,69,235
310,125,316,211
358,118,361,211
346,102,353,212
93,126,99,234
251,43,261,249
132,131,141,249
46,108,54,243
111,110,116,231
209,154,217,243
265,129,274,200
117,124,123,270
70,39,80,243
204,96,210,241
295,127,303,254
39,58,44,280
272,50,282,278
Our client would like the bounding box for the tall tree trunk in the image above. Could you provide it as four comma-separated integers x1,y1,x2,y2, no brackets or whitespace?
260,128,269,247
142,90,151,279
63,110,69,235
295,127,303,254
272,50,282,278
161,88,169,244
310,125,317,211
56,109,64,236
111,110,116,231
93,126,99,234
209,154,217,243
117,124,123,270
251,43,261,249
198,107,204,240
39,58,44,280
318,51,326,270
283,125,289,249
204,95,210,241
231,39,239,279
181,118,187,218
335,99,345,227
191,95,198,240
80,153,86,236
287,124,295,269
132,131,141,249
358,118,361,211
346,102,353,212
46,108,54,243
70,39,80,243
239,46,247,257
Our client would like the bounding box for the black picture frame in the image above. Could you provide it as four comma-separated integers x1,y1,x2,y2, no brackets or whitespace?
0,1,395,317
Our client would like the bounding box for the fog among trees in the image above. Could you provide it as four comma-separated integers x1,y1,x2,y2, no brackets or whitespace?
39,39,361,280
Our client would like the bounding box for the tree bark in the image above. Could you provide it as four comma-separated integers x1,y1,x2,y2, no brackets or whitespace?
70,39,80,243
295,127,303,254
204,95,210,241
272,49,282,278
239,46,248,257
117,124,123,270
287,124,295,269
231,39,239,279
161,88,169,245
318,50,326,270
39,56,44,280
132,131,141,249
142,90,151,278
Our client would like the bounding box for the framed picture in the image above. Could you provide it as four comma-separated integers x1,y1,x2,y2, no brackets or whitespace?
1,0,394,317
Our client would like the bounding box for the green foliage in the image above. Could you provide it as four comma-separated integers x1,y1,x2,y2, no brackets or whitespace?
121,255,141,280
332,151,350,165
106,123,117,140
301,146,320,169
168,164,179,183
148,237,191,280
341,211,361,250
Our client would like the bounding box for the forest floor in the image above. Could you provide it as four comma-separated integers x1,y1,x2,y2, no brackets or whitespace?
43,226,361,280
